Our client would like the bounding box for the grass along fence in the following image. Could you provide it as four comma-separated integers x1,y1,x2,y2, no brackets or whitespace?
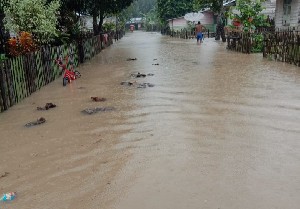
0,32,119,112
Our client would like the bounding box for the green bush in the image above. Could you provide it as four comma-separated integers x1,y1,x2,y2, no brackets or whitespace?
251,33,264,53
102,22,115,32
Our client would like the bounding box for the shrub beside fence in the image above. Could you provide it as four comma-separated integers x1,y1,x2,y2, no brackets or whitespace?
0,32,121,112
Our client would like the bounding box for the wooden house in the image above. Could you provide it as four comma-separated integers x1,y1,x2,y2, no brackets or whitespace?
275,0,300,28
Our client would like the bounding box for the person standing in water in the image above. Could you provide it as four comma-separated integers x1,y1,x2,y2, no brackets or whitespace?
195,21,206,44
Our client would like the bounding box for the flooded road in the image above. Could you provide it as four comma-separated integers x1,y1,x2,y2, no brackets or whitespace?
0,31,299,209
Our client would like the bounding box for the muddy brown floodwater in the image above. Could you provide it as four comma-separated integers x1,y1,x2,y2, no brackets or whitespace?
0,31,299,209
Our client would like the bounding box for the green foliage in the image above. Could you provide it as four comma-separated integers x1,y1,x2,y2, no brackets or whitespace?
228,0,269,32
127,0,156,18
86,0,133,34
143,9,160,31
0,0,9,14
0,53,7,61
193,0,223,13
251,33,264,53
121,0,159,31
157,0,194,24
4,0,60,44
102,22,115,32
0,0,10,54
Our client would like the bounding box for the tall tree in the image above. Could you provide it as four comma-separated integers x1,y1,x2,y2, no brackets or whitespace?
157,0,194,24
87,0,134,35
193,0,222,13
136,0,156,16
0,0,9,54
57,0,87,28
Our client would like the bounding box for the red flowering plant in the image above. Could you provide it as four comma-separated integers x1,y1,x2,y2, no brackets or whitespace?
8,32,37,56
228,0,269,32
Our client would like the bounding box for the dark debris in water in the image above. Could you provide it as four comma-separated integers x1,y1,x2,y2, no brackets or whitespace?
121,81,136,86
137,83,155,88
152,63,159,65
126,58,137,61
82,107,116,115
131,72,155,78
25,117,46,127
91,97,107,102
37,103,56,111
0,172,9,179
131,72,146,78
121,81,155,88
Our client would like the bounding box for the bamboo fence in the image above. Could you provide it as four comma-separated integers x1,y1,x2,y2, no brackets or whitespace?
263,29,300,67
0,32,119,112
227,32,252,53
162,29,214,39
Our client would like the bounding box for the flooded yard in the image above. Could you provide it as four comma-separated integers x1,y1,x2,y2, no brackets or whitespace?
0,31,299,209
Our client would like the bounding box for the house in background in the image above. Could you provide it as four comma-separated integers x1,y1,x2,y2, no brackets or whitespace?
168,11,216,32
275,0,300,28
167,0,277,33
196,11,215,32
261,0,276,19
167,16,188,31
126,18,144,30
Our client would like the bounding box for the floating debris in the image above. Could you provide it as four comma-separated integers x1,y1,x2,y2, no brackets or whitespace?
126,58,137,61
82,107,116,115
131,72,146,78
147,73,154,76
1,192,16,202
25,117,46,127
37,103,56,111
0,172,9,179
147,83,155,87
121,81,135,86
153,59,157,61
152,63,159,65
91,97,107,102
137,83,155,88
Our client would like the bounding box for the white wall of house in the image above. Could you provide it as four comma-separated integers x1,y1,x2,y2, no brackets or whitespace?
168,17,188,30
261,0,276,19
275,0,300,28
199,12,214,25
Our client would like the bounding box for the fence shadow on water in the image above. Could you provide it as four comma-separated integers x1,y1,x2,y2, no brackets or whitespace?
0,31,123,112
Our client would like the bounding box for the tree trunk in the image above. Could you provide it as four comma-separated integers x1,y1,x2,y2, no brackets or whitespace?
0,12,9,55
215,13,226,42
93,13,99,35
98,10,104,33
